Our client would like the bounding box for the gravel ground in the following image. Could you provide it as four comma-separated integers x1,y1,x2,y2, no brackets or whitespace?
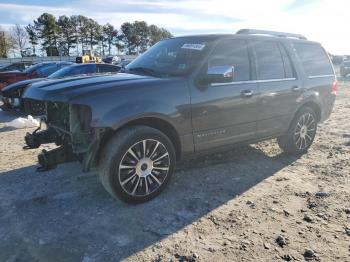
0,81,349,262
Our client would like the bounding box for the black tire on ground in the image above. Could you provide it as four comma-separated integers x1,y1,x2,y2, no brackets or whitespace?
277,106,318,155
98,125,176,204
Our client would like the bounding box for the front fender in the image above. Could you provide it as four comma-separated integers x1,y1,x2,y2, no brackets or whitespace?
68,78,192,136
94,99,182,131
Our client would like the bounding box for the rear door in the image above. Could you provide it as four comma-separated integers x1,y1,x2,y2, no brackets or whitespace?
252,40,301,138
191,39,259,151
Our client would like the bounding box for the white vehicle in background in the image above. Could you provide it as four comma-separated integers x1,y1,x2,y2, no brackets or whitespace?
103,56,121,64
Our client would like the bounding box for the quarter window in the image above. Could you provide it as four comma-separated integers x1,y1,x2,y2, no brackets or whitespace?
254,41,286,80
208,39,250,81
294,43,333,77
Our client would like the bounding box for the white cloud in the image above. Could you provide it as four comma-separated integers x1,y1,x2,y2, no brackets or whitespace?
0,0,349,54
0,3,74,23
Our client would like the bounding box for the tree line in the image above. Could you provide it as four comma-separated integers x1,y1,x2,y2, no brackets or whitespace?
0,13,173,58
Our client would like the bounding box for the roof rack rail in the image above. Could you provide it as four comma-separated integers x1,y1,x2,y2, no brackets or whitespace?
236,29,307,40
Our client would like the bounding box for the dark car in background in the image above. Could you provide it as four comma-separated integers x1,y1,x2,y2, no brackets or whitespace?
340,60,350,77
1,63,120,113
23,29,336,203
0,62,32,72
0,61,72,91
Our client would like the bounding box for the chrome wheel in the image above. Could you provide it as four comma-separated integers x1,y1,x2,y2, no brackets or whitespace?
118,139,170,197
294,113,316,150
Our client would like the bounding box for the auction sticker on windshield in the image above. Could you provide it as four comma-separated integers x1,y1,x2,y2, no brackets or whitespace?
181,43,205,51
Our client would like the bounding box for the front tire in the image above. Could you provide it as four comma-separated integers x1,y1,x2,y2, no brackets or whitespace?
277,107,317,155
98,126,176,204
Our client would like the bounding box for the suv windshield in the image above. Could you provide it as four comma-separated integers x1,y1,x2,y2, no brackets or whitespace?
126,37,214,76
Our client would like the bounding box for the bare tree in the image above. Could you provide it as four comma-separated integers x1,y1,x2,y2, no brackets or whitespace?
11,24,28,57
0,27,15,58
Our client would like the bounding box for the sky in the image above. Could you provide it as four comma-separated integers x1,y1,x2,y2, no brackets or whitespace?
0,0,348,54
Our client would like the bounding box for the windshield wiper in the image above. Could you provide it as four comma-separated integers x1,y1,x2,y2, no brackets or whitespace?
127,67,160,76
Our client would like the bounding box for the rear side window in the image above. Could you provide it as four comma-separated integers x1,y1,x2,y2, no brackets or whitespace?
294,43,333,77
254,41,288,80
208,39,250,81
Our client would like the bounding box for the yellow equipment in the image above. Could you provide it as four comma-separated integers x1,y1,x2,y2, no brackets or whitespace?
76,50,102,64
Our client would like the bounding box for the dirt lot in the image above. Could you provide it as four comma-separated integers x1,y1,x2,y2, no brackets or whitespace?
0,81,349,262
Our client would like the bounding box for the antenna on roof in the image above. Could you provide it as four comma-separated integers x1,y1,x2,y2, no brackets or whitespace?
237,29,307,40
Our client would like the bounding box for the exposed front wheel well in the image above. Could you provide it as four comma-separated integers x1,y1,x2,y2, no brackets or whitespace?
97,117,181,163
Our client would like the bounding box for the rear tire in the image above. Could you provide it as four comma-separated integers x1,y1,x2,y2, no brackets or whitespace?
277,107,317,155
98,125,176,204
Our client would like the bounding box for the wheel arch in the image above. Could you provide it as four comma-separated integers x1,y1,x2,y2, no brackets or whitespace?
96,116,182,164
297,101,322,122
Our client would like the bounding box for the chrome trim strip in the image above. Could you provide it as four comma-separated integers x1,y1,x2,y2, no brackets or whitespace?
308,74,334,79
211,78,297,86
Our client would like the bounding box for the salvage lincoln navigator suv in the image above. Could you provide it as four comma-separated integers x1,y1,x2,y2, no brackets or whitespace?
23,29,336,203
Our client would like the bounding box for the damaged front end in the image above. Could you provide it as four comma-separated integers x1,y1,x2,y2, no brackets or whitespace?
25,101,105,172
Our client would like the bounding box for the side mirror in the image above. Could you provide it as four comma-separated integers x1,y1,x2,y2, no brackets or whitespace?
202,65,234,84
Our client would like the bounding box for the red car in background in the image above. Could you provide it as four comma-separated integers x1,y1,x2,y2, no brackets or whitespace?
0,61,72,91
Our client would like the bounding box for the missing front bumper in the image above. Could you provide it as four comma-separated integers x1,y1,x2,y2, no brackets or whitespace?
25,102,105,172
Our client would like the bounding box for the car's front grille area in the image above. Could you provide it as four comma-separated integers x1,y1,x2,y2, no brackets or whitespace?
46,101,70,132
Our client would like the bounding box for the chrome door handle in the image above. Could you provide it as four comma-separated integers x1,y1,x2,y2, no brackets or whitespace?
241,90,253,97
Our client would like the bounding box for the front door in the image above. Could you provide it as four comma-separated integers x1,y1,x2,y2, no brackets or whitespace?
190,39,259,151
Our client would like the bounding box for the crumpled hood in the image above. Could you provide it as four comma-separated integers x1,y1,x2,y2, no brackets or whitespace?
23,73,160,103
2,78,44,96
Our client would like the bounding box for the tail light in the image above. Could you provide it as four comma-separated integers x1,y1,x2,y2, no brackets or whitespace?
331,80,338,95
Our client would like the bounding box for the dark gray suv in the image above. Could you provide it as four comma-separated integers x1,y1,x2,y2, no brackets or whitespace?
23,29,336,203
